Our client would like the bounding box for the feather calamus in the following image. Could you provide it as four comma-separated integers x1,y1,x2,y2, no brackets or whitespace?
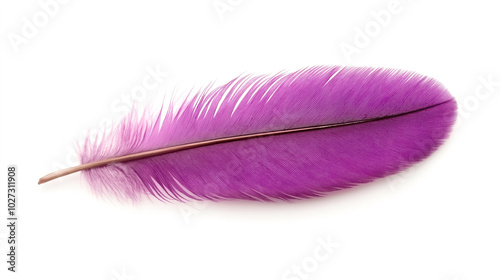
39,66,457,202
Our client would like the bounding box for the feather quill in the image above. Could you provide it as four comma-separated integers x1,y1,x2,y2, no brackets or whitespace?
39,66,457,202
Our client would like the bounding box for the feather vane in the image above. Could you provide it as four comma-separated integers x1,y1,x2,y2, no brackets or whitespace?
39,66,457,202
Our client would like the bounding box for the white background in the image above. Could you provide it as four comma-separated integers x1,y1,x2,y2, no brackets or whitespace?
1,0,499,279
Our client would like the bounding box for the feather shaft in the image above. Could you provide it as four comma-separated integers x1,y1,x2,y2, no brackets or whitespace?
38,99,451,185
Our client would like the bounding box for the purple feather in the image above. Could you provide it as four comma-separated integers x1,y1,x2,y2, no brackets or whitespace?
59,66,456,202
